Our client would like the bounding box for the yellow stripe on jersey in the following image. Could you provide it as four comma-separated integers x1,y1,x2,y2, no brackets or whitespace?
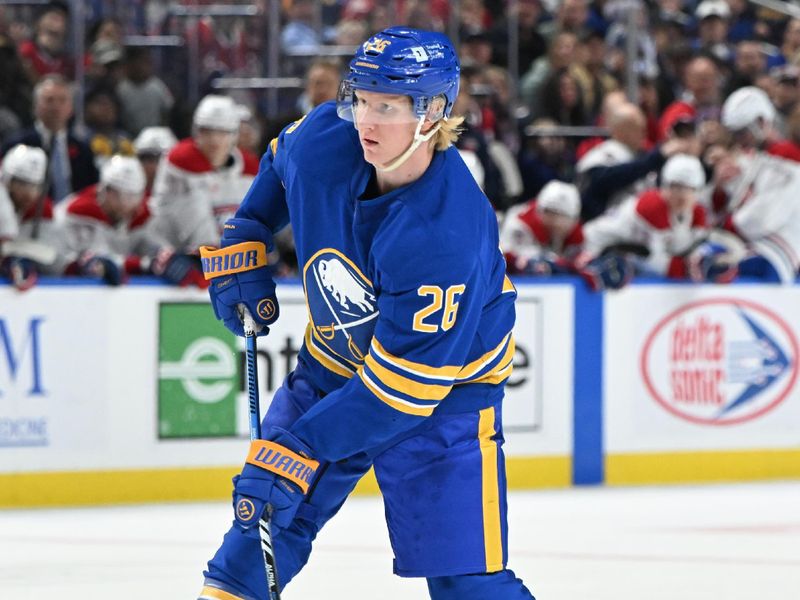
371,338,461,381
478,407,504,572
304,325,355,379
359,368,436,416
502,274,516,294
463,337,515,385
470,359,514,386
364,353,452,401
457,333,512,380
199,585,247,600
269,136,278,156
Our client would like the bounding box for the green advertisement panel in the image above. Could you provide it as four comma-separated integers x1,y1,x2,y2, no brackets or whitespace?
158,303,238,438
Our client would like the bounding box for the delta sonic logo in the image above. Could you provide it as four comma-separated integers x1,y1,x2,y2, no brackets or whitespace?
641,299,798,425
303,249,378,368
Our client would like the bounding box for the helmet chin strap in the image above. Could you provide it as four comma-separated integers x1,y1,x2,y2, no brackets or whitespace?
376,116,443,173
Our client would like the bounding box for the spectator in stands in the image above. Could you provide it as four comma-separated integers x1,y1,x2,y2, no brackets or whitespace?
0,144,64,290
536,68,588,126
452,87,504,208
489,0,547,74
84,84,135,170
117,47,175,136
334,19,368,46
576,102,697,221
767,65,800,138
658,54,723,141
281,0,322,54
724,39,768,97
461,31,494,67
583,154,717,281
297,59,342,115
500,179,632,289
604,4,660,86
538,0,590,44
86,39,126,88
518,117,575,200
520,30,579,112
572,29,617,121
17,1,73,83
132,126,178,196
693,0,734,64
57,155,206,287
148,94,259,253
0,33,33,145
2,74,99,203
773,18,800,68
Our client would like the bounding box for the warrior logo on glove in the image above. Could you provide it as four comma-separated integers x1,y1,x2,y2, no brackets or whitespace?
199,242,267,279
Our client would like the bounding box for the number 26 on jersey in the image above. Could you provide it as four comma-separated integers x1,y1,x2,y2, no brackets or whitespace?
413,284,466,333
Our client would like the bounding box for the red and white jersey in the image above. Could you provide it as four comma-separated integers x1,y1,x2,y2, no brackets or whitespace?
500,200,585,272
0,185,66,273
716,150,800,283
583,189,708,278
56,184,162,270
148,138,259,253
0,185,17,242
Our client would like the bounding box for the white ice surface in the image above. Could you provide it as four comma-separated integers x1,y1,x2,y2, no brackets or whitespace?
1,482,798,599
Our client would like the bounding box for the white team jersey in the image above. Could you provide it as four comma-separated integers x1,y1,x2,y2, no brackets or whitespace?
55,185,164,267
0,187,67,274
583,189,707,277
723,151,800,283
148,138,259,253
0,186,18,241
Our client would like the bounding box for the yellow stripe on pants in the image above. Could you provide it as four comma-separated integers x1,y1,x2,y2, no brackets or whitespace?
478,406,503,572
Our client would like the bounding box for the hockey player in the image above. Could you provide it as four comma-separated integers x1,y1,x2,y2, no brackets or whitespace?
0,144,64,290
57,155,206,287
500,180,632,290
148,94,259,253
709,86,800,283
132,126,178,195
583,154,718,280
197,28,536,600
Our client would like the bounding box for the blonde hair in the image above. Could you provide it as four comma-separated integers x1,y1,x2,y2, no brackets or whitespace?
432,114,465,150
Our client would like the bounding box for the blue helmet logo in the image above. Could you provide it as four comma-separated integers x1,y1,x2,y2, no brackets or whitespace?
337,27,460,122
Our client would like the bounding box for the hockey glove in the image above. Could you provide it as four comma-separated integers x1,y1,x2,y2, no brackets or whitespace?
687,242,738,283
233,427,319,538
579,254,633,291
149,249,209,289
78,253,125,286
1,256,38,291
200,218,279,337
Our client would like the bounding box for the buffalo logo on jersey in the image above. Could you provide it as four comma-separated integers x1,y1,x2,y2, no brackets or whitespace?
304,249,378,367
246,440,319,494
235,498,257,524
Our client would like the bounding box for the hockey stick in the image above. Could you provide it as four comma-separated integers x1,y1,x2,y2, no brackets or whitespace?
240,307,282,600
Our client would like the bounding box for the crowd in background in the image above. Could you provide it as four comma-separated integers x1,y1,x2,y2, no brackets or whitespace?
1,0,800,291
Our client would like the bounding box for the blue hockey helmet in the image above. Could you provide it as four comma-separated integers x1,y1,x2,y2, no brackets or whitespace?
337,27,460,123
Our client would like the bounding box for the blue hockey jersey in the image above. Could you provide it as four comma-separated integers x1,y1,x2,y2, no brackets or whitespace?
236,102,516,461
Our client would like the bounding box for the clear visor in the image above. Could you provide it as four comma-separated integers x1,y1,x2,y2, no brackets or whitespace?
336,81,445,125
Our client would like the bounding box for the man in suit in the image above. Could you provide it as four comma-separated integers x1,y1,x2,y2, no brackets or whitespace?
1,74,98,202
